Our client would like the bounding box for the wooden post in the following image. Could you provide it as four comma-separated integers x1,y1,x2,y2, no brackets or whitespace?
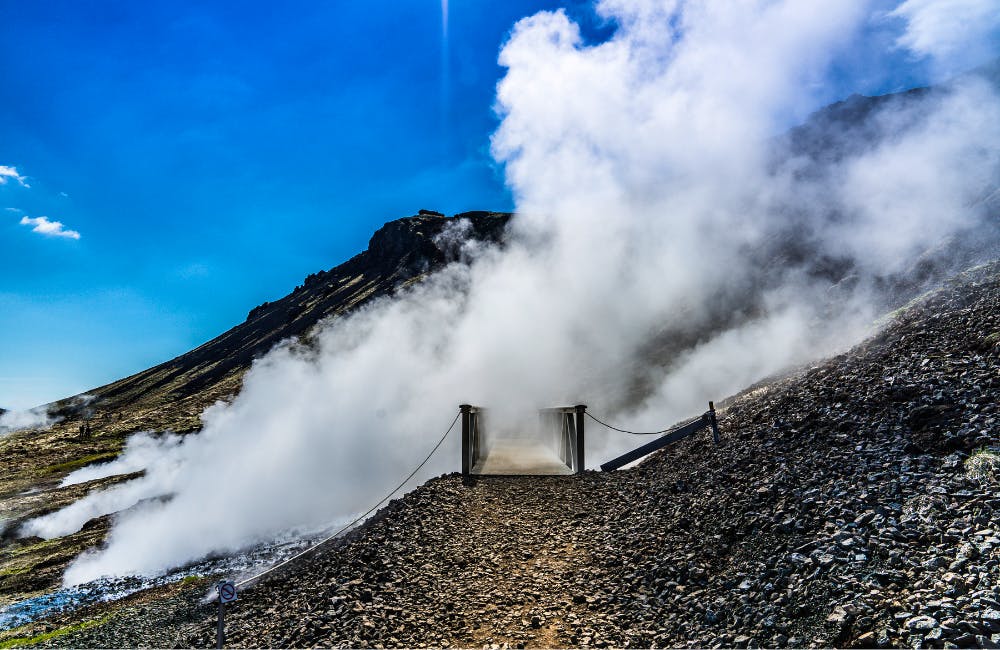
460,404,471,476
574,405,586,474
708,401,720,444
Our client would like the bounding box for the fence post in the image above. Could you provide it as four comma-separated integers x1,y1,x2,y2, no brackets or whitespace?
574,405,586,474
708,401,720,444
460,404,471,476
217,599,225,649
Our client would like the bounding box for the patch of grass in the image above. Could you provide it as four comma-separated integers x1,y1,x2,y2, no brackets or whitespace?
883,287,941,323
0,565,30,577
965,447,1000,483
38,451,120,477
0,614,113,648
985,331,1000,347
8,537,68,558
180,574,203,585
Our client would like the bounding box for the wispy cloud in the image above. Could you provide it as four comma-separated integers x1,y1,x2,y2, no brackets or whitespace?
19,216,81,240
891,0,1000,77
0,165,29,188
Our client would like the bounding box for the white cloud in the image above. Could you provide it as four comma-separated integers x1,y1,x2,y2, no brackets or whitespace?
891,0,1000,76
0,165,29,188
19,215,81,240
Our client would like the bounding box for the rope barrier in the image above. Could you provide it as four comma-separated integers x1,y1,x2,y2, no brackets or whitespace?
585,411,704,435
235,410,461,589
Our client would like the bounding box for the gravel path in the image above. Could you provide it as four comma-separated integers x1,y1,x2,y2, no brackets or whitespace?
28,261,1000,648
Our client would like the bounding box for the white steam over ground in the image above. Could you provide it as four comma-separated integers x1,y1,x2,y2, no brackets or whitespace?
25,0,1000,585
0,407,54,436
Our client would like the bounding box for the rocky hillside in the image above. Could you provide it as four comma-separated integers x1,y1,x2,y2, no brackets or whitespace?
50,210,512,432
0,70,997,645
0,211,510,604
11,259,997,649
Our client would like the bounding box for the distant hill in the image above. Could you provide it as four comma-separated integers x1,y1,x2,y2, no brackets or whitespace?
46,211,511,433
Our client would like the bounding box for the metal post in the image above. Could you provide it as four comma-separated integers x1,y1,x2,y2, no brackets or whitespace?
217,601,225,649
708,401,720,444
460,404,471,476
574,405,586,474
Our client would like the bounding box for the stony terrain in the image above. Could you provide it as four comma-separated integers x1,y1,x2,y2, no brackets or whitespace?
7,259,995,649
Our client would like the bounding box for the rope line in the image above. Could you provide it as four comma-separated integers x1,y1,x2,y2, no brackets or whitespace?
585,411,703,435
235,410,461,589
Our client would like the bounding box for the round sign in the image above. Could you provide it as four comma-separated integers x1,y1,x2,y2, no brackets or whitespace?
218,580,237,603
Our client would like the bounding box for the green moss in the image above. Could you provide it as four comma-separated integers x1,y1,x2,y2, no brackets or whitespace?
0,566,31,577
0,615,113,648
985,331,1000,346
8,537,67,558
180,574,203,585
39,451,120,477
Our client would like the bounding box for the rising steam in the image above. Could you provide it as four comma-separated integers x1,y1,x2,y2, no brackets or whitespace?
0,407,54,436
24,0,1000,584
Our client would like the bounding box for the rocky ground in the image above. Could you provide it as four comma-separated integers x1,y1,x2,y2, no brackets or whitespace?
5,260,994,648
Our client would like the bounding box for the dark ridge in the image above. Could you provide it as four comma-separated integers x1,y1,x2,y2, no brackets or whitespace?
66,212,511,415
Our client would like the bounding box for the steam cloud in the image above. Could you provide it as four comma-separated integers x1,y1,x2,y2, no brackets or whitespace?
0,407,54,436
25,0,1000,584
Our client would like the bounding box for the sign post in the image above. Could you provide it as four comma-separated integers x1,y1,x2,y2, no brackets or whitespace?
216,580,237,649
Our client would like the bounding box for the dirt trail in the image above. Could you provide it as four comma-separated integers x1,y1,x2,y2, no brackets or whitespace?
220,475,623,649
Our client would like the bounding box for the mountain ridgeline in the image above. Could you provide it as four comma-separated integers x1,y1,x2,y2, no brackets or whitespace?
50,211,511,431
43,64,1000,428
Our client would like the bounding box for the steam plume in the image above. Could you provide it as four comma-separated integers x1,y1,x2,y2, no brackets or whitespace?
24,0,1000,585
0,407,54,436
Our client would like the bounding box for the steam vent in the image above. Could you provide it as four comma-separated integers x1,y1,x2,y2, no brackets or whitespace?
2,2,1000,649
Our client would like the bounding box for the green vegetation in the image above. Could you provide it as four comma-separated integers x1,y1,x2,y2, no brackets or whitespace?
0,566,30,578
180,574,204,585
872,287,941,330
985,330,1000,347
965,447,1000,483
0,615,113,648
39,451,120,477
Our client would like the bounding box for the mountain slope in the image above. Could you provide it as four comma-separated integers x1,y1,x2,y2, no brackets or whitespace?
17,259,998,649
0,72,997,631
0,211,509,603
51,210,512,433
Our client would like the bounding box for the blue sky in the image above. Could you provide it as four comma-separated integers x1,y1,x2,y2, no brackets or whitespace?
0,0,983,409
0,0,584,408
